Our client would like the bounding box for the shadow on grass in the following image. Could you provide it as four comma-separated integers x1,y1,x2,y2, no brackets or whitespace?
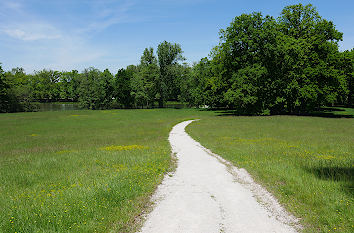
306,166,354,196
205,107,354,118
306,107,354,118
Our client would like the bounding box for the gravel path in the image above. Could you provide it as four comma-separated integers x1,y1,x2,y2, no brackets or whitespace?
140,120,300,233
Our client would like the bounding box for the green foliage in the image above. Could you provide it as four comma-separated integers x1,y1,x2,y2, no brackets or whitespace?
0,42,189,112
32,69,62,101
141,47,157,66
114,66,135,108
133,47,160,108
116,43,186,109
173,63,193,103
2,67,37,112
186,58,212,107
78,68,114,110
337,49,354,107
189,3,351,114
59,70,81,101
0,64,11,112
157,41,185,107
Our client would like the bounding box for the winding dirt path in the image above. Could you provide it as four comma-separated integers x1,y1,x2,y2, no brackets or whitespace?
140,120,300,233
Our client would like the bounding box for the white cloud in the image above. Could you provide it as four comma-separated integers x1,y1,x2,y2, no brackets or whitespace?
0,0,140,71
0,0,23,11
2,24,61,41
80,0,136,32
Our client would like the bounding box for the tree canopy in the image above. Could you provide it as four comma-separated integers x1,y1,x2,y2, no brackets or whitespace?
188,3,351,114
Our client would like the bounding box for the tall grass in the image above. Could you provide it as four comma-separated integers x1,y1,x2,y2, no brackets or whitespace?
187,115,353,232
0,109,211,232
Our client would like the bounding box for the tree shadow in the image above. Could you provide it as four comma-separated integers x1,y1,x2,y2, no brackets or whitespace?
305,107,354,118
197,107,262,117
206,107,354,118
215,110,240,116
305,166,354,196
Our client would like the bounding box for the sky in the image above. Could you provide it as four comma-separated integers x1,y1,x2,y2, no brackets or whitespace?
0,0,353,73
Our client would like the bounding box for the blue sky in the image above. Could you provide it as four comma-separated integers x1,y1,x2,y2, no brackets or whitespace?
0,0,353,73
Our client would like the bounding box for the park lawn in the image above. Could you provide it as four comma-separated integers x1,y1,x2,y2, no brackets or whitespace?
0,109,212,232
187,114,353,232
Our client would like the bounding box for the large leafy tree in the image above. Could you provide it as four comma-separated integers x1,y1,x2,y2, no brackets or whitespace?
199,3,347,114
134,47,160,108
277,3,344,112
217,12,276,113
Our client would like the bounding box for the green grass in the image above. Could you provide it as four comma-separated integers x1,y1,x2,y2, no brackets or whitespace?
0,109,212,232
187,114,353,232
1,108,353,232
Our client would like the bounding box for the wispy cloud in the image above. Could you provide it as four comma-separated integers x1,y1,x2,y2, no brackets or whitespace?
0,0,138,71
0,0,23,11
1,23,62,41
80,0,136,32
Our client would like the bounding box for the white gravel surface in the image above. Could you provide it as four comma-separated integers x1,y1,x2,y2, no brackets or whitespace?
139,120,300,233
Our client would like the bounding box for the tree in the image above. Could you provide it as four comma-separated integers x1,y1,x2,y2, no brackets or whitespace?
114,66,135,108
3,67,38,112
78,67,113,110
338,49,354,107
277,4,344,112
135,47,160,108
196,3,346,114
214,12,277,113
156,41,185,107
59,70,81,101
0,64,11,112
130,70,148,108
174,63,193,103
141,47,157,66
32,69,61,101
186,58,212,107
99,69,114,108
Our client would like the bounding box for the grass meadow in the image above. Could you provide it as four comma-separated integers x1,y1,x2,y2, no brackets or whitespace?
0,109,212,232
187,111,353,232
1,108,353,232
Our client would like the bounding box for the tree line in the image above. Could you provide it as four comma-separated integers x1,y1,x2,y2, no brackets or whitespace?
0,41,189,112
1,4,353,114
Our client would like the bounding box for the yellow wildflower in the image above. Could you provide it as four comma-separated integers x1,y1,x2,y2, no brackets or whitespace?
100,145,148,151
